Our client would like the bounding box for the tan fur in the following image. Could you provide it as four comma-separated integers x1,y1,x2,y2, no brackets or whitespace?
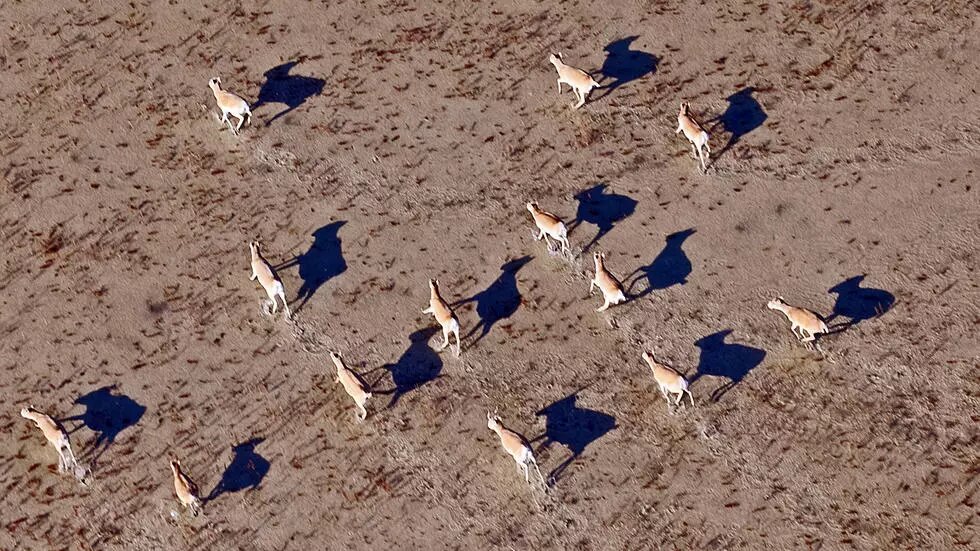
421,279,461,356
329,351,372,421
487,411,547,487
208,77,252,134
676,102,711,172
549,53,601,109
249,241,290,320
641,352,695,410
170,459,202,516
526,202,570,253
20,406,80,476
767,296,829,343
590,252,626,312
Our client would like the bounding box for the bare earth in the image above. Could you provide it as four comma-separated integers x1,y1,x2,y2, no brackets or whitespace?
2,1,978,549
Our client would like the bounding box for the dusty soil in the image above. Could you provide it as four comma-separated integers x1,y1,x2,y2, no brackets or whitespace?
1,1,978,549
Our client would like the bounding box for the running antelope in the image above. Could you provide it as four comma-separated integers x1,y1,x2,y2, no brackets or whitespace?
548,53,601,109
641,352,695,410
676,102,711,172
208,77,252,134
487,411,547,488
329,351,372,421
421,279,461,356
767,296,829,343
170,459,202,517
590,251,626,312
248,241,290,320
20,406,81,478
526,202,570,254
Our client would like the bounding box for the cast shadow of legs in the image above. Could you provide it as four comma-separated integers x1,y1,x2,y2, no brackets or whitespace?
828,275,895,331
596,36,658,100
253,60,325,126
628,228,695,299
533,392,616,484
708,87,767,162
383,327,444,409
66,385,146,464
276,221,347,314
691,330,766,402
207,438,270,502
572,184,638,252
456,256,531,346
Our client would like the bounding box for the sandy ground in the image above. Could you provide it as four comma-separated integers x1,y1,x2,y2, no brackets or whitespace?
1,1,978,549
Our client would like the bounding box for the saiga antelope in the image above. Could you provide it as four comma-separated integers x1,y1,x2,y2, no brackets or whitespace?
767,296,829,343
548,53,601,109
20,406,81,477
676,102,710,172
641,352,695,410
208,77,252,134
526,202,570,254
170,458,202,517
249,241,291,320
590,251,626,312
487,411,547,488
329,351,373,421
421,279,461,356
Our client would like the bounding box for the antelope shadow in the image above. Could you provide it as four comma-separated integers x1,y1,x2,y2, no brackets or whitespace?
691,330,766,402
66,385,145,464
596,36,658,100
707,87,767,162
457,256,531,346
276,221,347,314
533,392,616,484
572,184,638,252
628,228,695,299
828,275,895,331
383,327,444,408
207,438,270,501
253,60,325,126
